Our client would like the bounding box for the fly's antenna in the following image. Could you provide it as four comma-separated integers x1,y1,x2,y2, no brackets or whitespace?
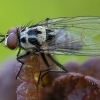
0,33,5,43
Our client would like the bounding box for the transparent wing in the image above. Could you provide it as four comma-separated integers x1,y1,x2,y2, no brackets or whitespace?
38,16,100,56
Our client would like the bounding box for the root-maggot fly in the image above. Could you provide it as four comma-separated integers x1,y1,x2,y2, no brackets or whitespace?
1,16,100,83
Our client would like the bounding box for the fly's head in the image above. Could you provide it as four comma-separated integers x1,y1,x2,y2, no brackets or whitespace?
0,26,22,50
20,26,55,50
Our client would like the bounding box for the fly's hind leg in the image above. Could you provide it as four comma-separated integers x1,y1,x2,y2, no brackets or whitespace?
39,53,68,84
47,54,68,73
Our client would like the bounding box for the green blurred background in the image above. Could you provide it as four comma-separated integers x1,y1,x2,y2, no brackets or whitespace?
0,0,100,65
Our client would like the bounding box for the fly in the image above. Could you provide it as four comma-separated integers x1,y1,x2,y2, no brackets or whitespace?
1,16,100,84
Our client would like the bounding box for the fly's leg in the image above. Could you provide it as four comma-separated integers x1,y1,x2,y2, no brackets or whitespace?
16,48,23,79
47,54,68,72
16,48,30,79
41,70,67,80
35,45,66,85
40,54,68,83
37,53,51,85
16,58,24,79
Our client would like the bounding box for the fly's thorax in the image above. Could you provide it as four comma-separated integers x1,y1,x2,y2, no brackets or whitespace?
20,26,55,50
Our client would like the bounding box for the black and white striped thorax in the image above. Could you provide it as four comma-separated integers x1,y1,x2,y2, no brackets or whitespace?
20,26,55,51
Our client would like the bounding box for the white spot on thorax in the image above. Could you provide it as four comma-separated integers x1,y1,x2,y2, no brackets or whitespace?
36,26,46,44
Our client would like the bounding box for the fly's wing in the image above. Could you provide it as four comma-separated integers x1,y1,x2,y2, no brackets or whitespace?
38,17,100,56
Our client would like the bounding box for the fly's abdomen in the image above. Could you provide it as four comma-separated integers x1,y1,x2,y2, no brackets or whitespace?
54,29,82,50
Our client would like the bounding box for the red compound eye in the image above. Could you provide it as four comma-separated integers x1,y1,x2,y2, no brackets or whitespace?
6,27,20,50
7,33,19,50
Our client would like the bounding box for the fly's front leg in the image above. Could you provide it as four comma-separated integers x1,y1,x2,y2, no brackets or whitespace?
16,48,30,79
